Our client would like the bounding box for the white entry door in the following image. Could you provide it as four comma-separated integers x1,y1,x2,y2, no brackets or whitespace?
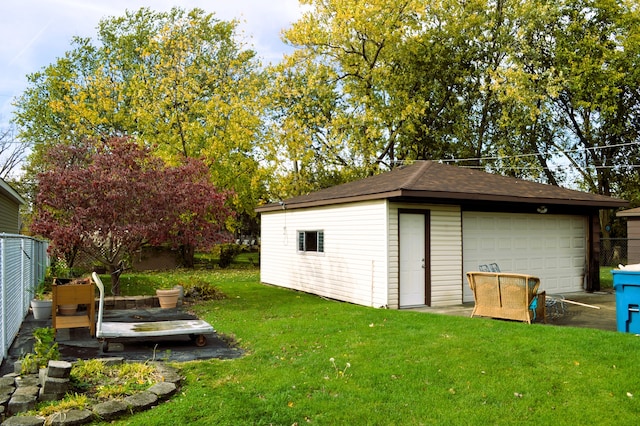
400,212,428,307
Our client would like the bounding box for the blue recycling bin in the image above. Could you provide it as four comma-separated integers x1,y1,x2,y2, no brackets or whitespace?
611,269,640,334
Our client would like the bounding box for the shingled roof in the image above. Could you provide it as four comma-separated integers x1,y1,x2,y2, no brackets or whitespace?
256,161,627,212
617,207,640,217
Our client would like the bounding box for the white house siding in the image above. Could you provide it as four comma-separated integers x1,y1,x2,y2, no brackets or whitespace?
462,212,587,302
387,204,463,308
260,200,390,308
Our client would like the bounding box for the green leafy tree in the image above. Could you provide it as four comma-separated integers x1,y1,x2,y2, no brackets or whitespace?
14,7,265,229
274,0,546,185
271,0,639,207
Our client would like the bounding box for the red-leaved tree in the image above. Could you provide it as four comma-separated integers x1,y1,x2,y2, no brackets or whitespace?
31,137,234,294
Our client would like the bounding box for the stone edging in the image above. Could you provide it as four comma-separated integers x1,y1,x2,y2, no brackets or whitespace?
0,359,181,426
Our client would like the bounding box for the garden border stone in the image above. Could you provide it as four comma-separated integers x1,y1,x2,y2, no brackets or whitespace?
0,360,182,425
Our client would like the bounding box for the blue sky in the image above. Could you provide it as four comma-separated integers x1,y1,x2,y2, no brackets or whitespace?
0,0,306,129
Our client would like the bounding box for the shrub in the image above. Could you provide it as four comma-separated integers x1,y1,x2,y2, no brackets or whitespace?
21,327,60,374
217,243,242,268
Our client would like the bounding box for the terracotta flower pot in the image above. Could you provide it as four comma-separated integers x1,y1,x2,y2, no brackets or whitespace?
156,288,180,308
58,304,78,315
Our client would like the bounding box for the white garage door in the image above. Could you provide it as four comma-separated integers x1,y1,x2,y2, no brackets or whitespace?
462,212,587,302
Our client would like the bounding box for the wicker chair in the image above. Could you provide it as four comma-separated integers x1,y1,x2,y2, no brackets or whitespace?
466,271,546,324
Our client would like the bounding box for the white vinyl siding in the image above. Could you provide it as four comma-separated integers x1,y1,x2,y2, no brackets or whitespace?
462,212,587,302
388,203,462,308
260,200,389,308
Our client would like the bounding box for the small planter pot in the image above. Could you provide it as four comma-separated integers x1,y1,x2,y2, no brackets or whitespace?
31,299,53,320
156,288,180,308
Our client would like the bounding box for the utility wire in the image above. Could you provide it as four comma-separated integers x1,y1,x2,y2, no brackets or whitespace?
439,141,640,164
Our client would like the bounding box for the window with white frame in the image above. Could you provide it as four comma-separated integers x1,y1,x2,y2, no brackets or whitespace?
297,230,324,253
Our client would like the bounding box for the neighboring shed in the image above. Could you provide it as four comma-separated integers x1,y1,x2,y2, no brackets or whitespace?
0,178,25,234
257,161,628,309
616,207,640,264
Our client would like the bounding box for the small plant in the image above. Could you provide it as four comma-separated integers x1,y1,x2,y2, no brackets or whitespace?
49,257,72,279
328,357,351,379
183,279,226,301
37,393,89,417
70,359,107,391
95,383,129,399
31,278,51,300
21,327,60,374
217,243,242,268
70,359,161,400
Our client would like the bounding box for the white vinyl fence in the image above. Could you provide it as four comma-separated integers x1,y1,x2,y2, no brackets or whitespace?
0,234,49,364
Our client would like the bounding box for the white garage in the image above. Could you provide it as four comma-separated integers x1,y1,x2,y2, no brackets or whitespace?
462,212,587,302
258,161,627,309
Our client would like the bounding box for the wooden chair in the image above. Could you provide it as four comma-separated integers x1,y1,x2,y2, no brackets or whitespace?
52,278,96,336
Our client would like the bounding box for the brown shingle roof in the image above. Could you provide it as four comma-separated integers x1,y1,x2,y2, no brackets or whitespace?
256,161,627,212
617,207,640,217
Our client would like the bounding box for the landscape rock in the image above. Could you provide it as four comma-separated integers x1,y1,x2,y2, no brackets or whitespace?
1,383,15,396
0,415,45,426
0,375,16,386
148,381,177,400
153,363,182,384
93,357,123,366
92,399,128,421
41,376,70,395
7,393,37,415
12,386,39,397
48,409,94,426
2,362,180,423
38,387,65,402
124,390,158,412
46,361,73,378
15,376,39,388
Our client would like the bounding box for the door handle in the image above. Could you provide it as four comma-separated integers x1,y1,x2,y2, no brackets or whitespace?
421,258,425,269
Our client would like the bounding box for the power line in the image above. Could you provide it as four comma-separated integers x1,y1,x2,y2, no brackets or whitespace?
461,164,640,171
439,141,640,164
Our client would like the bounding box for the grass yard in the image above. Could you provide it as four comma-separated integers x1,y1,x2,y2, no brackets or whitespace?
601,266,614,289
100,269,639,425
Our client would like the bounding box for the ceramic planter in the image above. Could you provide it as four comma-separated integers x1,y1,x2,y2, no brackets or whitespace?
156,288,180,308
31,299,53,320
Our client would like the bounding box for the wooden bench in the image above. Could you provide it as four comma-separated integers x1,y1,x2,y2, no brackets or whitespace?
466,272,546,324
52,277,96,336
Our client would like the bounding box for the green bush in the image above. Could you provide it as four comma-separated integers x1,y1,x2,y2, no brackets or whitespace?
217,243,242,268
21,327,59,374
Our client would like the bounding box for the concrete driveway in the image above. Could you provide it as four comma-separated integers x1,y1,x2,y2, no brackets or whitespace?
418,290,619,331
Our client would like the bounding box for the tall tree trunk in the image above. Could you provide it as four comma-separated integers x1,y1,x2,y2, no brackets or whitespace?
181,244,195,268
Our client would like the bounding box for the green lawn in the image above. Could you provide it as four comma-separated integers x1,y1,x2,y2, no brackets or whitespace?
601,266,614,289
101,269,639,425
